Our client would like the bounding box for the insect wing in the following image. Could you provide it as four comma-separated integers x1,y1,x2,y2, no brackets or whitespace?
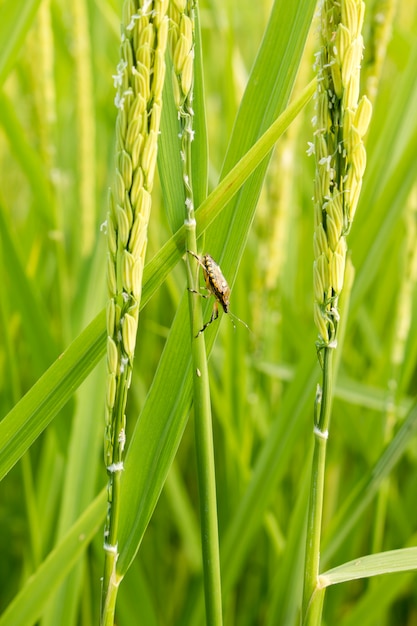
203,255,230,313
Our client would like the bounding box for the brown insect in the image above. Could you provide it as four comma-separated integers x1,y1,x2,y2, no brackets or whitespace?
187,251,248,337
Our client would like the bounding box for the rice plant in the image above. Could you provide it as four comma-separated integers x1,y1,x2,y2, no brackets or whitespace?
1,1,417,625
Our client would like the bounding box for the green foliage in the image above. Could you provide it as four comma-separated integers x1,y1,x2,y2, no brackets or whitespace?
1,1,417,625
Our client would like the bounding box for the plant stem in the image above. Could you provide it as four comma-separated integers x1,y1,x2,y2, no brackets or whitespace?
182,99,223,626
302,346,334,624
185,229,223,626
101,366,129,626
173,1,223,616
183,147,223,625
302,261,354,623
193,368,224,626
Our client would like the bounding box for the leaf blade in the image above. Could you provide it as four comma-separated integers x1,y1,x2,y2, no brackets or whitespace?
0,310,106,481
321,547,417,587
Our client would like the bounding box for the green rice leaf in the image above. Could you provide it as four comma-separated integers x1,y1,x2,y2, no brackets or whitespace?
0,0,42,86
0,310,106,481
321,547,417,586
0,93,54,226
0,489,106,626
0,206,56,374
323,396,417,564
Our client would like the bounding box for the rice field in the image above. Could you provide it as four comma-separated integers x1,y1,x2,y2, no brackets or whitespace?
1,1,417,624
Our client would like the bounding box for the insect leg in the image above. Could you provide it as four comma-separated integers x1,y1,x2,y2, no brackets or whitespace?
187,288,210,299
195,301,219,338
187,250,210,298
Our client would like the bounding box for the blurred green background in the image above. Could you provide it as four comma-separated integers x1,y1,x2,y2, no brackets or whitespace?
2,0,417,624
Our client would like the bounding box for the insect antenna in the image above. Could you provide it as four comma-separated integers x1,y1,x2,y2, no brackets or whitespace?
227,311,251,333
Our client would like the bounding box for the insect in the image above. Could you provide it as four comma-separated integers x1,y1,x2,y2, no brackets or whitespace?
187,251,249,337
